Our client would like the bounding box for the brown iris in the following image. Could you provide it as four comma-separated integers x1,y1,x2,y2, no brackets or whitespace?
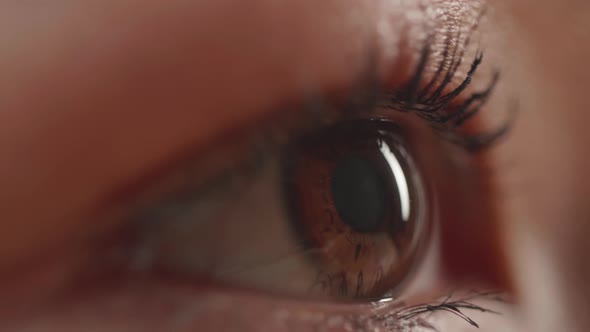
283,119,427,300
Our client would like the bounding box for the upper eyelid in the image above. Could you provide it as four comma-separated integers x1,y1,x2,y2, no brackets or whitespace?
100,5,506,212
119,44,499,254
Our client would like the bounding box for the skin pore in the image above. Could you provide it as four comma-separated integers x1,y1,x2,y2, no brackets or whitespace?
1,0,590,331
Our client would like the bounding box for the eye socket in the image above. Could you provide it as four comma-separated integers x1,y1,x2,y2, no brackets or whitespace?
133,118,431,302
284,119,429,299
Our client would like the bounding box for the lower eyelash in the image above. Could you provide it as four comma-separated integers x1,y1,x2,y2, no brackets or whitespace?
393,291,504,330
333,291,505,332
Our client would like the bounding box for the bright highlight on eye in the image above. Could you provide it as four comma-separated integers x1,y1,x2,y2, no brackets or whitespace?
380,141,411,222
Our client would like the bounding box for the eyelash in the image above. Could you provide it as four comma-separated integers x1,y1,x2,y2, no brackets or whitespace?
385,49,509,152
278,291,506,332
371,15,513,153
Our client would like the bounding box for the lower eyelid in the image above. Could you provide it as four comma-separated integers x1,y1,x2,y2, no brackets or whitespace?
5,272,505,332
20,276,428,332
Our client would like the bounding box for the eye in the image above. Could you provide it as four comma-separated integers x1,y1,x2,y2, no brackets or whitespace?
120,40,507,304
284,119,428,299
129,116,431,302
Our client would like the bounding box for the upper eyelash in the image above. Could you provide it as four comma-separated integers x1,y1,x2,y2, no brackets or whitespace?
391,6,490,113
352,7,515,153
387,44,513,153
188,13,511,160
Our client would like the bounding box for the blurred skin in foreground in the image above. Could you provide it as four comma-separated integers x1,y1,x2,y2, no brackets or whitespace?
0,1,589,331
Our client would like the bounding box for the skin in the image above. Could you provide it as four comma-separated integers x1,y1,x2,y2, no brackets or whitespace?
0,0,588,331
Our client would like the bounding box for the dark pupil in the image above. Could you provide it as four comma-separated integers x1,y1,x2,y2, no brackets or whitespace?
330,155,391,232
